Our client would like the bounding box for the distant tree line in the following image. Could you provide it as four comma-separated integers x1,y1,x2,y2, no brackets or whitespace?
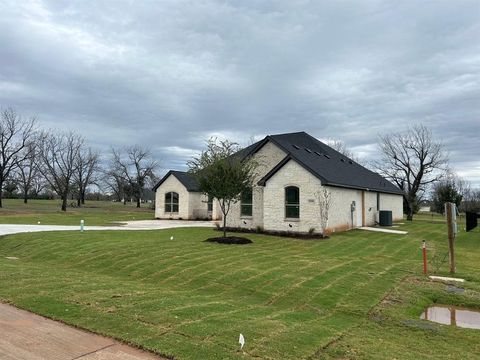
0,107,159,211
308,126,480,218
2,106,478,216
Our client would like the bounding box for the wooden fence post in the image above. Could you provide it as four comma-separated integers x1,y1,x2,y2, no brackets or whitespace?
445,202,456,274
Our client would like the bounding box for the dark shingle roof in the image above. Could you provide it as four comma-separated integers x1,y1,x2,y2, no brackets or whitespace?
154,131,403,195
152,170,199,192
250,132,402,195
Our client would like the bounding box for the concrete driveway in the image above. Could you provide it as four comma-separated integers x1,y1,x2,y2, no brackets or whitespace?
0,302,164,360
0,219,215,237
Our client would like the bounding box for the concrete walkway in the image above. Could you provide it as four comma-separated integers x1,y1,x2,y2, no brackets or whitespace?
0,219,215,237
359,226,408,235
0,302,164,359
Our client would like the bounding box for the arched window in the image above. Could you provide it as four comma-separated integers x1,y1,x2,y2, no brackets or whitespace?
285,186,300,218
240,188,253,216
165,192,179,213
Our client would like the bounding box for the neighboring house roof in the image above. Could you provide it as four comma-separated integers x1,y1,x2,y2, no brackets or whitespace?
249,132,403,195
152,170,199,192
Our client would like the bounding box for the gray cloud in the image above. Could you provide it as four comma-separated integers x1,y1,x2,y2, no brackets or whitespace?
1,0,479,185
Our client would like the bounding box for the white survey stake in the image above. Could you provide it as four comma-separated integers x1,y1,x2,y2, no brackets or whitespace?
239,333,245,349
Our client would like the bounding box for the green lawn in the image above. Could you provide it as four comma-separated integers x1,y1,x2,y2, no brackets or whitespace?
0,216,479,359
0,199,154,225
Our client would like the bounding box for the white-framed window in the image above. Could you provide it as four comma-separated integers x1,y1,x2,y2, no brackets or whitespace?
240,188,253,216
165,192,179,213
285,186,300,218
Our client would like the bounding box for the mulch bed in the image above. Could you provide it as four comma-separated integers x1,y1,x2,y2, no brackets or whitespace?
215,227,329,240
205,236,253,245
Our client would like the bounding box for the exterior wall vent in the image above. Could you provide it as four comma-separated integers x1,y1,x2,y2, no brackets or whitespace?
305,148,312,153
292,144,300,149
324,154,331,159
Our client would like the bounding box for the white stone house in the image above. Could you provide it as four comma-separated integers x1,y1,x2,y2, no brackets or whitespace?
153,131,404,234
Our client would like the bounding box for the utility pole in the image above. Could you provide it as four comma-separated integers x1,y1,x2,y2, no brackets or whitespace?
445,202,456,274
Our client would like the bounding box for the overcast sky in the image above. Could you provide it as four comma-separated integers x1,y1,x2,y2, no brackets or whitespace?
1,1,479,186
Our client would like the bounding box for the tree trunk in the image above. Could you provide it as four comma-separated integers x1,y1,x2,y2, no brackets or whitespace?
77,196,81,207
81,191,86,205
0,187,3,208
407,211,414,221
123,198,127,205
24,192,28,204
406,196,415,221
222,199,226,238
61,195,68,211
136,198,141,208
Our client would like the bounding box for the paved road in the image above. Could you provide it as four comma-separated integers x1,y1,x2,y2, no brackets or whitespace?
0,219,215,237
0,302,164,360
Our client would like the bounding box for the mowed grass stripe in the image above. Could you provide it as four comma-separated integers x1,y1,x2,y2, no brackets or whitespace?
2,219,479,359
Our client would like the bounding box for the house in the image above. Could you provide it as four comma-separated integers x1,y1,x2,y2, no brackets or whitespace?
153,131,404,233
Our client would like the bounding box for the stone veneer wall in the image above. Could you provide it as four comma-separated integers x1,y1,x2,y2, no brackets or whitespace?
262,160,404,234
155,143,403,229
225,141,287,229
155,175,191,219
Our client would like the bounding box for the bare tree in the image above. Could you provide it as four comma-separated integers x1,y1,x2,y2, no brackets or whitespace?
37,131,84,211
15,141,41,203
111,145,158,208
0,108,36,207
315,187,332,236
102,167,128,203
376,124,448,221
74,148,100,207
325,138,363,164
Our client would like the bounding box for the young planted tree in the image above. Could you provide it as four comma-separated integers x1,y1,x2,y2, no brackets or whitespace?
74,148,100,207
111,146,158,208
376,124,447,220
37,131,84,211
0,108,36,207
188,138,257,238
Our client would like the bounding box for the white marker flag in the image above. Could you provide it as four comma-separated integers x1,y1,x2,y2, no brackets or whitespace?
239,333,245,349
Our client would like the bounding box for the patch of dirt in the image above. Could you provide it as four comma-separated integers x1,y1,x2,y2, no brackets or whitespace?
205,236,253,245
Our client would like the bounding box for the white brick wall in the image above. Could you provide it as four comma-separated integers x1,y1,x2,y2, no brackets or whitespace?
262,160,404,234
189,192,209,219
379,193,404,221
155,142,404,231
155,175,191,219
226,141,287,229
